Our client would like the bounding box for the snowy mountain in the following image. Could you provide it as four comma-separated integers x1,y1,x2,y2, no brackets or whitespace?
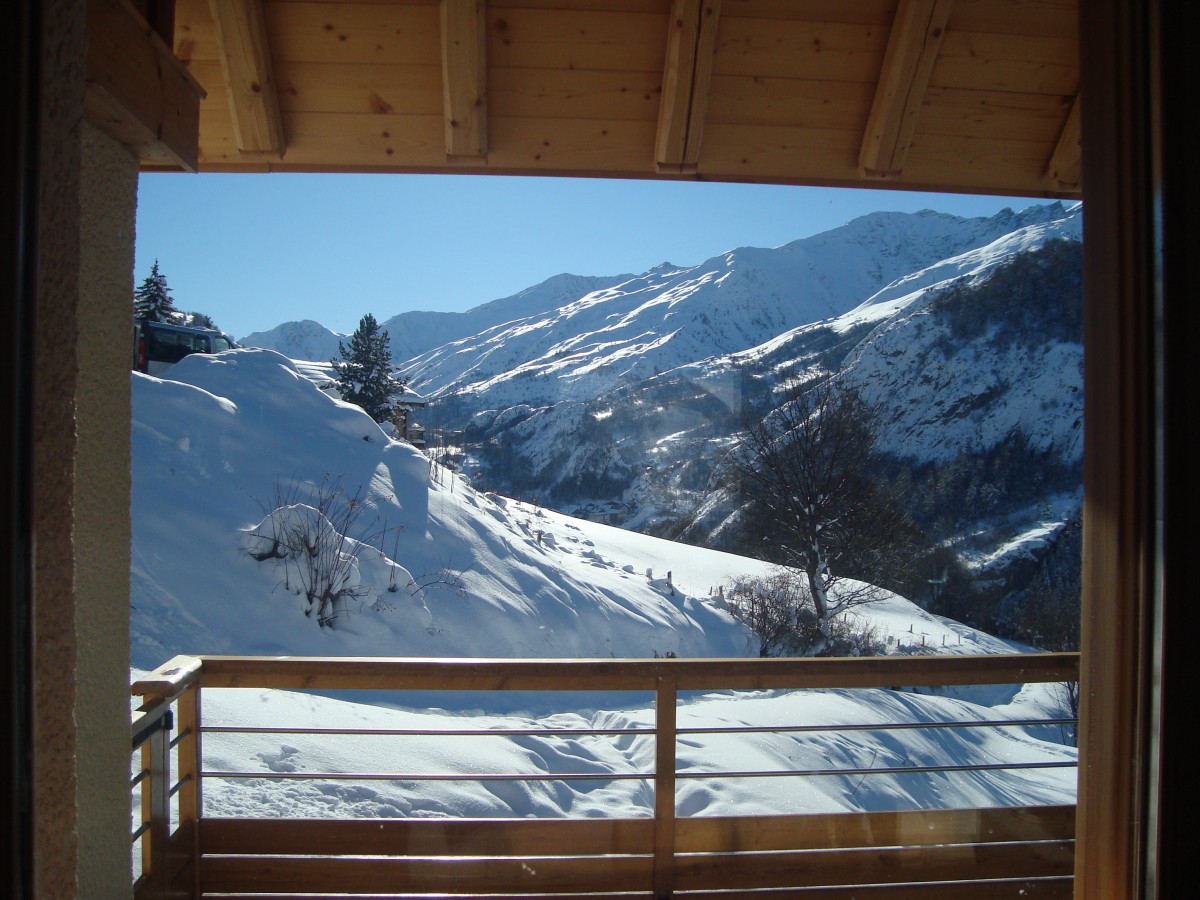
234,202,1084,632
240,272,634,361
448,205,1081,506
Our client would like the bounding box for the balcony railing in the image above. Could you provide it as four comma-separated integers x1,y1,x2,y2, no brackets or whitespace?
132,653,1079,898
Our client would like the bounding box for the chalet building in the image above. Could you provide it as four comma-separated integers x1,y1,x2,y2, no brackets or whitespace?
2,0,1192,896
392,386,427,447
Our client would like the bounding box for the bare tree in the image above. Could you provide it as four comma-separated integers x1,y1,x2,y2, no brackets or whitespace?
730,378,911,641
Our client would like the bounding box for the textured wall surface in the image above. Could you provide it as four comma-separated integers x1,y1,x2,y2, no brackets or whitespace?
35,1,86,895
36,0,138,895
76,119,137,895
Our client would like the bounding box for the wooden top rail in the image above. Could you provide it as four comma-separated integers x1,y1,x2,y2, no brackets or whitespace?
134,652,1079,694
132,653,202,701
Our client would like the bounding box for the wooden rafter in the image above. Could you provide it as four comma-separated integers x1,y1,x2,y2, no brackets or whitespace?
85,0,205,170
207,0,285,158
1045,93,1081,190
858,0,953,179
655,0,721,174
441,0,488,160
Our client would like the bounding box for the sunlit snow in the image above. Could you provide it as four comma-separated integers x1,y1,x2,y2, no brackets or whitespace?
132,349,1076,820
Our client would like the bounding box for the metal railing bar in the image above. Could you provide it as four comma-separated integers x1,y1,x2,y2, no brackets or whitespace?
131,769,150,789
198,725,655,737
677,760,1078,779
197,759,1075,784
131,820,151,842
677,717,1078,735
169,773,192,798
201,770,653,782
168,726,192,751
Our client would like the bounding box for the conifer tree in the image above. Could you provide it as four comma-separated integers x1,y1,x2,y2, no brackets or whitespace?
133,260,179,322
331,313,406,423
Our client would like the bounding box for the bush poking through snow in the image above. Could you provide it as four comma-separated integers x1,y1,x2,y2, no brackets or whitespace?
246,475,398,628
727,569,886,657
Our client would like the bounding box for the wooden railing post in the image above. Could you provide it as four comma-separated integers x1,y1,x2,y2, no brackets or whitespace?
176,680,201,898
141,706,171,894
133,655,204,898
653,671,677,899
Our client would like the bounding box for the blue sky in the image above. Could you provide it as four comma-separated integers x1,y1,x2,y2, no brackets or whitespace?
135,173,1054,340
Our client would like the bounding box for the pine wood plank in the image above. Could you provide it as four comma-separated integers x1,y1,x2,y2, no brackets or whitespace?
672,840,1075,891
207,0,286,157
931,31,1078,94
858,0,953,178
86,0,206,170
487,7,668,72
491,0,667,10
705,74,872,129
260,1,443,66
699,122,1073,194
195,109,660,173
188,58,444,114
918,85,1074,141
652,677,677,897
949,0,1076,39
1043,91,1080,190
441,0,488,157
202,61,664,120
655,0,721,172
675,804,1076,853
712,17,888,82
194,653,1079,691
492,67,663,120
132,655,203,701
200,816,655,856
723,0,895,24
681,878,1074,898
897,130,1077,193
200,853,654,894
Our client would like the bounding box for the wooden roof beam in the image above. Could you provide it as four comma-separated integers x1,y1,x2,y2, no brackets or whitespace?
655,0,721,175
207,0,286,159
859,0,953,179
1045,93,1081,191
85,0,206,171
441,0,488,160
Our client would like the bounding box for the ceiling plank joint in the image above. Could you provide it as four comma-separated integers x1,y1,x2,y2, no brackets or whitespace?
858,0,953,179
655,0,722,175
85,0,206,171
1045,93,1081,190
207,0,286,159
441,0,488,160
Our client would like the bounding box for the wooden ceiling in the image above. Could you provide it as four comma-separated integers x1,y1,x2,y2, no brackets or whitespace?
123,0,1080,196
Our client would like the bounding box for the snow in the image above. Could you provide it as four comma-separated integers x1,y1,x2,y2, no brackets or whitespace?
132,347,1076,821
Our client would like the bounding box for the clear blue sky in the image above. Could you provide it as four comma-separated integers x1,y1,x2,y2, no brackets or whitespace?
135,173,1054,340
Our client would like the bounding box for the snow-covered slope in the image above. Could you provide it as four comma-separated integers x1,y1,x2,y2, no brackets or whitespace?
131,346,1076,823
131,347,1033,668
131,349,765,667
186,677,1076,819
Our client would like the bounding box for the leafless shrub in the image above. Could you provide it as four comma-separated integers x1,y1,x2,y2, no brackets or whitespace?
247,474,400,628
